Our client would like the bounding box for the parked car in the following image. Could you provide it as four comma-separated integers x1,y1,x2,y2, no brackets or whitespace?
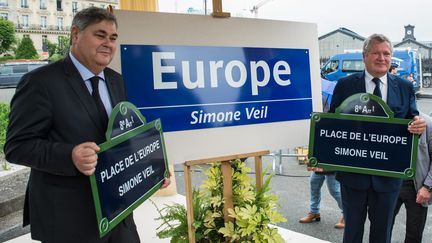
0,61,48,88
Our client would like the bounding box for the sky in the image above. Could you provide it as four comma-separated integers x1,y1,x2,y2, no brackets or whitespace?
158,0,432,42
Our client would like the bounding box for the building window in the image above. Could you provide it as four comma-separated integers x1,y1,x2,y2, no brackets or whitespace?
56,0,62,11
0,0,8,7
21,0,28,8
72,1,78,15
41,16,47,29
22,15,29,28
57,17,63,30
0,13,7,20
40,0,46,9
42,35,48,52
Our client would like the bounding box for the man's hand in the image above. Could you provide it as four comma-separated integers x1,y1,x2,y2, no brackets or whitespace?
72,142,100,176
304,157,324,172
160,170,173,189
307,166,324,172
408,116,426,135
416,187,431,205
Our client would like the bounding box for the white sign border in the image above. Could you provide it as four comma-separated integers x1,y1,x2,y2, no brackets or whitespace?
111,10,322,164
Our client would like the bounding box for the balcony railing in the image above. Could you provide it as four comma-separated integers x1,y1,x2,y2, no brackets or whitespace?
16,24,70,32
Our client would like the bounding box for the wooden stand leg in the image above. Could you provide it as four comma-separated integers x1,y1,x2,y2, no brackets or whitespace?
221,161,234,223
184,165,195,242
183,150,269,242
255,156,263,192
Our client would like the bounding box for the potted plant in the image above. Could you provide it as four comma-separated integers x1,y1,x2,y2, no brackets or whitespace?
154,159,286,242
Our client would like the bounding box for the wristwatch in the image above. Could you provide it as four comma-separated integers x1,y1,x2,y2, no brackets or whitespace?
422,184,432,192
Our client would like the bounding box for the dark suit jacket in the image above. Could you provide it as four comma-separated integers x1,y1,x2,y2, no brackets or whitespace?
329,72,418,192
4,55,127,242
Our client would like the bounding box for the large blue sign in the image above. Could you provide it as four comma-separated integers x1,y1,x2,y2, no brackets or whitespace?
120,45,312,132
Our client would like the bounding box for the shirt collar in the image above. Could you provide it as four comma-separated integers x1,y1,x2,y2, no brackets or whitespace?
364,70,387,85
69,52,105,82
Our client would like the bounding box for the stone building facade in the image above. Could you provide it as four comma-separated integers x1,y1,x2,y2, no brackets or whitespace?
318,27,365,60
0,0,118,56
319,25,432,60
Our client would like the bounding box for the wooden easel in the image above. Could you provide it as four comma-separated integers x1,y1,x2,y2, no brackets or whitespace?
184,150,269,242
211,0,231,18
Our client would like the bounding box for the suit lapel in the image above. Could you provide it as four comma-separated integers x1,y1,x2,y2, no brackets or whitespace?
62,55,106,133
105,74,121,107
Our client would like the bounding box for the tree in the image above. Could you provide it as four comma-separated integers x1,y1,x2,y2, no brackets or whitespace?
0,19,15,54
56,36,70,57
15,36,38,59
46,40,57,57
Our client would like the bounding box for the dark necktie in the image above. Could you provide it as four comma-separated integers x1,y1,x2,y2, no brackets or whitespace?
90,76,108,131
372,77,382,98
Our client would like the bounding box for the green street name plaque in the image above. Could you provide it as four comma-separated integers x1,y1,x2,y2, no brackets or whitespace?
308,93,419,179
89,102,169,237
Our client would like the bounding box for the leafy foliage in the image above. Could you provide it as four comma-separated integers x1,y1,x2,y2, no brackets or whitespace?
154,189,208,242
46,36,70,62
15,36,38,59
0,19,15,54
46,40,57,57
48,53,64,62
0,103,10,169
56,36,70,57
0,103,9,154
155,159,286,242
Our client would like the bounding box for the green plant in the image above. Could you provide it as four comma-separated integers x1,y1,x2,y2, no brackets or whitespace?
154,189,208,242
0,55,15,62
0,19,16,54
0,103,10,170
48,53,64,62
46,40,57,57
56,36,70,57
155,159,286,242
15,36,38,59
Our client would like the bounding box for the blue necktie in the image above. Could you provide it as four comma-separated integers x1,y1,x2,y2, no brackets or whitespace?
372,78,382,98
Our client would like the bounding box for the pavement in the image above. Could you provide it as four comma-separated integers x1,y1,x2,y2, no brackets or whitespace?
417,87,432,99
0,163,29,243
178,155,432,243
6,193,330,243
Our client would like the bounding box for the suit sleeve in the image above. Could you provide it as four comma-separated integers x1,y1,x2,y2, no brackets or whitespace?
424,117,432,187
329,80,346,113
4,74,77,176
408,83,419,118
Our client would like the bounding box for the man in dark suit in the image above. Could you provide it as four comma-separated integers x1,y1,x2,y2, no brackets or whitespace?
5,7,169,243
329,34,426,243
